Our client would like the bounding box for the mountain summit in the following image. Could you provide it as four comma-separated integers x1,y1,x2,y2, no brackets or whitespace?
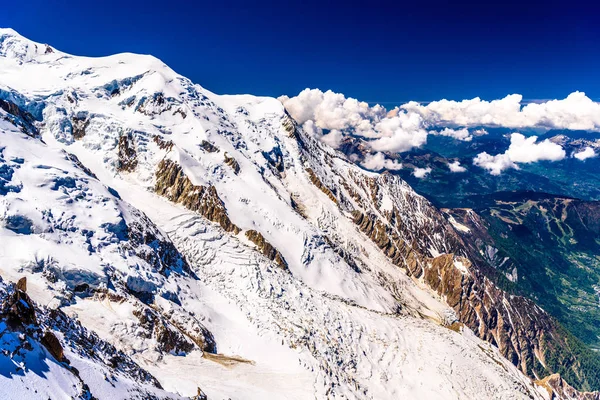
0,28,598,400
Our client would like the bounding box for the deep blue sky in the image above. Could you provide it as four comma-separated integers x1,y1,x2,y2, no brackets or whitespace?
1,0,598,104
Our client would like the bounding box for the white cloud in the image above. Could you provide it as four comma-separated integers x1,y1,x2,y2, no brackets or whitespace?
321,129,344,149
301,120,345,149
280,89,428,153
279,88,385,134
412,167,432,178
430,127,473,141
574,146,597,161
402,92,600,131
473,133,566,174
505,133,566,163
473,152,517,175
369,113,428,152
448,161,466,172
361,152,403,171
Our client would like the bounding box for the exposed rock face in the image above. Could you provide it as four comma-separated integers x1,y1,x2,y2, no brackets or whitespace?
126,209,193,277
132,305,194,355
223,152,240,174
16,276,27,292
131,302,216,355
136,92,174,116
117,133,138,172
71,113,90,140
0,98,38,136
306,168,338,205
155,159,240,234
200,140,219,153
41,330,64,361
3,279,37,327
153,135,174,151
538,374,600,400
245,229,288,269
347,174,583,385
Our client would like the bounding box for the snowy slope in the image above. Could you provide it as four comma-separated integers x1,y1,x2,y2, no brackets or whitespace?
0,274,189,400
0,27,569,399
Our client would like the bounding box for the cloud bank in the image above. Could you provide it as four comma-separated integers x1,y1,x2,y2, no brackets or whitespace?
279,89,429,154
281,89,600,175
402,91,600,131
473,133,566,175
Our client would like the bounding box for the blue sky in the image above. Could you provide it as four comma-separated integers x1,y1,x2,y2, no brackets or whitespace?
1,0,598,104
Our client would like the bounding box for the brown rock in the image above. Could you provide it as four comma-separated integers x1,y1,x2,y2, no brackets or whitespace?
155,159,240,234
306,168,338,205
224,152,240,174
245,230,288,269
16,277,27,293
41,331,64,361
200,140,219,153
117,134,138,172
72,115,90,140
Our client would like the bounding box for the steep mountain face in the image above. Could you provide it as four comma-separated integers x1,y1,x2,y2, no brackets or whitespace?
0,275,194,400
0,27,597,399
444,193,600,389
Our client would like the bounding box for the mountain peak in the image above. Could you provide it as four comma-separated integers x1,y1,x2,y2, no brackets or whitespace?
0,27,58,62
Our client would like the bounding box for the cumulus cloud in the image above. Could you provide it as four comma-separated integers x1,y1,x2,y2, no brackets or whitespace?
279,89,385,134
504,133,566,163
280,89,428,153
574,146,597,161
412,167,432,178
361,152,403,171
473,153,517,175
369,112,428,152
448,160,467,172
402,92,600,131
429,127,473,141
301,120,345,149
473,133,566,174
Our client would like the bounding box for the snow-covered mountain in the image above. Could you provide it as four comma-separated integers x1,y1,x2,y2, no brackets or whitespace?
0,28,597,399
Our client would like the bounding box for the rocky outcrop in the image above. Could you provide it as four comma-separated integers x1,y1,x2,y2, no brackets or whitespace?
0,98,39,136
132,302,216,355
117,133,138,172
71,113,90,140
155,159,240,233
224,152,240,174
136,92,174,116
132,305,194,354
200,140,219,153
245,229,288,269
126,208,194,277
0,275,169,395
41,330,64,361
306,168,338,205
537,374,600,400
153,135,174,151
2,276,37,327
